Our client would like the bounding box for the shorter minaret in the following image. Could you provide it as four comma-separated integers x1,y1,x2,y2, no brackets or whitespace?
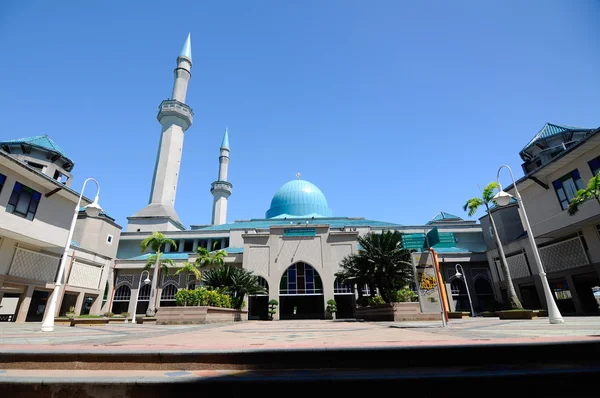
211,128,232,225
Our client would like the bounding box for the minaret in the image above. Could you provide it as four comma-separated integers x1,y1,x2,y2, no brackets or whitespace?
211,128,232,225
127,34,194,232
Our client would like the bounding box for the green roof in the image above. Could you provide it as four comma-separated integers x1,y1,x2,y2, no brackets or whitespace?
429,211,462,223
520,123,594,156
1,135,72,162
125,253,189,261
197,217,401,232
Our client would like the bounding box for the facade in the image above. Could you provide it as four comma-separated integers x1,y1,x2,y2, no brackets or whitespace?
0,136,122,322
480,123,600,315
112,36,496,320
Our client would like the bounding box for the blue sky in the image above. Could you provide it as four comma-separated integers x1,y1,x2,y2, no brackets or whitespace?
1,1,599,228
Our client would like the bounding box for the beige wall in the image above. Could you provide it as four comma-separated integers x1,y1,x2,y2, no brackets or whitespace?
73,215,121,259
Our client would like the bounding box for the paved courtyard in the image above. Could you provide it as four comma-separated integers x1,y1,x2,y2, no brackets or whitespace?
1,317,600,351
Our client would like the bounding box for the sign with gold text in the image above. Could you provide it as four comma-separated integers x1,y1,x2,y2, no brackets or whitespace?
411,251,442,313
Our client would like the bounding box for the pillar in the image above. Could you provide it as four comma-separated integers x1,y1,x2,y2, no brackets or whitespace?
221,238,226,250
192,239,199,251
15,285,35,323
178,239,185,253
73,292,85,316
207,238,213,250
565,274,584,314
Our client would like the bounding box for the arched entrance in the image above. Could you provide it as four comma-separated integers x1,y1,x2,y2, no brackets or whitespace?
159,284,178,307
112,285,131,314
334,278,355,319
474,277,495,311
248,276,269,320
135,284,151,315
279,262,324,320
450,278,470,312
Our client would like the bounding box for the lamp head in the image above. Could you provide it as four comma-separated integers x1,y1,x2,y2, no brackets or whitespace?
84,196,103,217
455,270,463,279
493,190,513,207
143,277,151,285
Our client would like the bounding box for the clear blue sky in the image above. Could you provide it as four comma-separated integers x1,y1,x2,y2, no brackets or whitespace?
1,1,599,228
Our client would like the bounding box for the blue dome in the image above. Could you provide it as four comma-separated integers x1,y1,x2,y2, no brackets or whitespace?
266,180,333,219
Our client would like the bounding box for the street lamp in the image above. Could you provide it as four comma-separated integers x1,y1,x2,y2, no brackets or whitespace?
494,164,564,324
132,270,151,324
454,264,475,318
41,178,102,332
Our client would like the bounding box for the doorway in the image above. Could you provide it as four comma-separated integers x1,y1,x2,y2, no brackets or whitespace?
519,284,541,310
26,290,49,322
334,295,355,319
572,273,600,314
279,262,325,320
248,296,269,320
280,295,324,320
59,293,78,316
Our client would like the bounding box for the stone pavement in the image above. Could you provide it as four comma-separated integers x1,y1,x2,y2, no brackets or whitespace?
1,317,599,351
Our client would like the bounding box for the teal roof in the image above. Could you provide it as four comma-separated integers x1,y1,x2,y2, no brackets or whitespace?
221,128,229,149
225,247,244,254
125,253,189,261
431,247,470,253
197,217,401,232
1,135,72,162
179,33,192,61
521,123,593,155
429,211,462,222
266,179,333,219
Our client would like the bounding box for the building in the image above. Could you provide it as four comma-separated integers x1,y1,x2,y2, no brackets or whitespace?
113,35,496,320
0,135,122,322
480,123,600,315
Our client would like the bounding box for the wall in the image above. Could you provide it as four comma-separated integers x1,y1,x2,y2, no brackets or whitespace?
480,205,525,249
73,215,121,259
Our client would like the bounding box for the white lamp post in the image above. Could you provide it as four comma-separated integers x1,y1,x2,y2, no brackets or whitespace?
494,165,564,324
454,264,475,318
132,270,151,324
41,178,102,332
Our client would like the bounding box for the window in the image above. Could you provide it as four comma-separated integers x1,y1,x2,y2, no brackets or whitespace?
107,234,113,244
183,240,194,252
552,170,586,210
6,182,42,220
26,161,44,172
113,285,131,301
589,156,600,176
0,173,5,194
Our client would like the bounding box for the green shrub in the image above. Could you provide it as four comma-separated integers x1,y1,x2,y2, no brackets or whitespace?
175,288,234,309
121,312,130,318
104,312,114,318
268,299,278,320
368,296,385,306
394,288,418,303
326,299,337,314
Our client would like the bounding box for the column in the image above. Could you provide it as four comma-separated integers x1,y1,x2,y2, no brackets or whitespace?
74,292,85,315
90,295,103,315
207,238,213,251
565,274,584,314
192,239,199,251
179,239,185,253
221,238,226,249
15,285,35,323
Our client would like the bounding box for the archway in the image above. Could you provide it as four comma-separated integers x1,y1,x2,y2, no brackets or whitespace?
279,262,324,320
450,278,470,312
249,276,269,320
474,277,495,311
112,285,131,314
159,284,178,308
334,278,355,319
135,284,151,315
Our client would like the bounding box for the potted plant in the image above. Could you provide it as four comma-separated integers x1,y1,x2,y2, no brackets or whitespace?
326,299,337,320
268,299,278,321
66,306,76,319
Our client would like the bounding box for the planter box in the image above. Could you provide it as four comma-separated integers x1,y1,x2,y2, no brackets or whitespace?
497,310,534,320
536,310,548,317
156,306,248,325
69,318,109,326
448,312,470,319
355,302,441,322
481,311,498,317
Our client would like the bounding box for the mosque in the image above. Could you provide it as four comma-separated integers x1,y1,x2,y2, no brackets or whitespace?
113,35,495,320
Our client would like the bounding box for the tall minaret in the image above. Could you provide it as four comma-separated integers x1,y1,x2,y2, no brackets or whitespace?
211,128,232,225
127,34,194,232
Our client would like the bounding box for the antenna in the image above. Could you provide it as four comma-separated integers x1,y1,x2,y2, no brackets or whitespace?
296,172,301,180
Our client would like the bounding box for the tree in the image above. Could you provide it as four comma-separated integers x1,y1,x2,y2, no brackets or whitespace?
463,182,522,309
202,265,266,309
195,243,226,268
140,231,178,316
175,261,202,287
568,174,600,215
336,231,413,303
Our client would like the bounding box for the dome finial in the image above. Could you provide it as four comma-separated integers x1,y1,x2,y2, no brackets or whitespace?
296,172,301,180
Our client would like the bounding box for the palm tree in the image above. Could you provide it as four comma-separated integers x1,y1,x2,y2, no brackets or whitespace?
464,182,522,309
195,243,226,268
140,231,178,316
568,174,600,215
336,231,413,303
175,261,202,288
202,265,266,309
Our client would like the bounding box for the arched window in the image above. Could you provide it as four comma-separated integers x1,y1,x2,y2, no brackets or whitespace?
450,278,469,312
254,276,269,296
334,278,352,294
474,277,495,310
279,262,323,295
113,285,131,301
138,284,151,301
161,284,178,301
451,278,467,295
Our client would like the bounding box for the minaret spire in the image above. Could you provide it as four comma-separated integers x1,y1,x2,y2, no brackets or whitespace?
211,128,233,225
128,34,194,232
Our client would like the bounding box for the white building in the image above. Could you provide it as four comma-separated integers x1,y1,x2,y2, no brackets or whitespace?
113,35,496,320
480,123,600,315
0,136,122,322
